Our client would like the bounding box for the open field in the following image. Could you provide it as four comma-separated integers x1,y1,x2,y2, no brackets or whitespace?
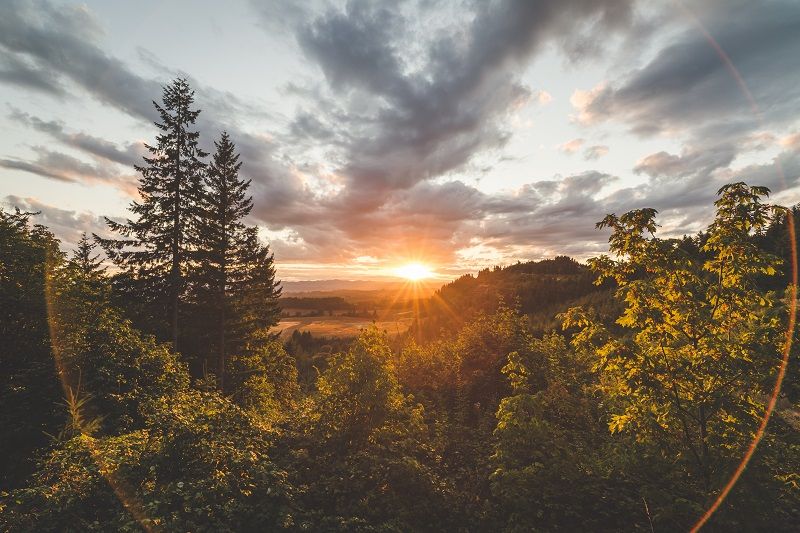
271,315,414,338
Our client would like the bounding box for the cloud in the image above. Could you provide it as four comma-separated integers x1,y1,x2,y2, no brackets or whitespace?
0,146,137,195
0,49,64,95
633,142,737,179
456,139,800,264
781,132,800,150
238,0,646,265
2,195,110,248
571,0,800,140
278,0,637,207
559,138,585,154
0,1,304,231
3,0,798,276
8,107,147,167
583,144,609,160
0,0,163,121
536,90,553,105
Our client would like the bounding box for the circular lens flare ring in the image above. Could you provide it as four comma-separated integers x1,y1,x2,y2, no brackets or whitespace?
676,1,798,530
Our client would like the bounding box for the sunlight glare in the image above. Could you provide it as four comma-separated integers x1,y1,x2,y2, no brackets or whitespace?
394,262,434,281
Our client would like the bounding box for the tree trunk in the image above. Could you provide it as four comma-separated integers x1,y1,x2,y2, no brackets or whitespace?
171,108,184,351
699,404,711,491
218,293,225,392
218,207,228,392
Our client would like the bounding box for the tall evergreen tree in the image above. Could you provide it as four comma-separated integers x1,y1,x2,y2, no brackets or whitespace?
57,233,110,328
97,78,207,350
71,233,106,279
193,132,281,390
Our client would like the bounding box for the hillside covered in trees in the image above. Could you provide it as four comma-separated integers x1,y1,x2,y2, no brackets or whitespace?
1,79,799,532
417,255,616,338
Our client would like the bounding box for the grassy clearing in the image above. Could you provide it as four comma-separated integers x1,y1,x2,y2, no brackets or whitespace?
271,316,413,338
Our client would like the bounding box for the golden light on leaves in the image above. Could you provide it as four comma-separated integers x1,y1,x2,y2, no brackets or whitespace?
393,262,434,281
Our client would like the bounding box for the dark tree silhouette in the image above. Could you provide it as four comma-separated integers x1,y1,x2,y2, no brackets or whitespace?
97,78,207,350
192,132,281,390
70,233,105,279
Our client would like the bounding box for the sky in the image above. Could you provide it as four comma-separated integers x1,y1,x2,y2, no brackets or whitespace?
1,0,800,282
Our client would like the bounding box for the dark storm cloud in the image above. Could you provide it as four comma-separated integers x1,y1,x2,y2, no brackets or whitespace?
573,0,800,138
283,0,637,207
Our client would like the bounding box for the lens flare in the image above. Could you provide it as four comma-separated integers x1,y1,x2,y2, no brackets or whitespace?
394,262,434,281
674,2,798,530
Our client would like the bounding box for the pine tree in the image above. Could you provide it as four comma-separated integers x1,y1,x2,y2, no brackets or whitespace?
97,78,207,350
232,235,281,349
193,132,281,390
70,233,105,279
58,232,109,319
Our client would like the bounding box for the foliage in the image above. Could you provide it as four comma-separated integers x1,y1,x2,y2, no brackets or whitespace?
54,308,190,435
2,390,295,532
421,256,601,337
286,327,460,531
97,78,207,351
0,208,64,489
492,335,643,531
4,183,800,531
190,132,281,390
226,338,299,419
567,183,785,491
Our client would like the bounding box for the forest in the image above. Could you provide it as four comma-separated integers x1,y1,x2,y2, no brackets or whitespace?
1,79,799,532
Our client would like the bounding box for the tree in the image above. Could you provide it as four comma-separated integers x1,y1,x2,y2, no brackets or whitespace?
226,338,299,419
563,182,786,492
287,327,458,531
491,334,643,531
97,78,207,351
70,233,106,280
57,233,110,319
0,208,64,489
191,132,281,390
2,390,296,532
55,308,190,435
229,239,281,348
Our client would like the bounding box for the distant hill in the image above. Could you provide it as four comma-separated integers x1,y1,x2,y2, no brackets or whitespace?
419,256,618,336
281,279,440,297
281,279,406,293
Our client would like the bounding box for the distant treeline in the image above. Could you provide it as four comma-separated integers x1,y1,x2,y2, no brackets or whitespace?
280,296,355,311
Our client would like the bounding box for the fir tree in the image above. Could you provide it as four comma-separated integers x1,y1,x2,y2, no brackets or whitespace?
70,233,105,279
232,236,281,349
192,132,281,390
97,78,207,350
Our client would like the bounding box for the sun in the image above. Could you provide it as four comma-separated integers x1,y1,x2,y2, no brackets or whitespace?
394,262,434,281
